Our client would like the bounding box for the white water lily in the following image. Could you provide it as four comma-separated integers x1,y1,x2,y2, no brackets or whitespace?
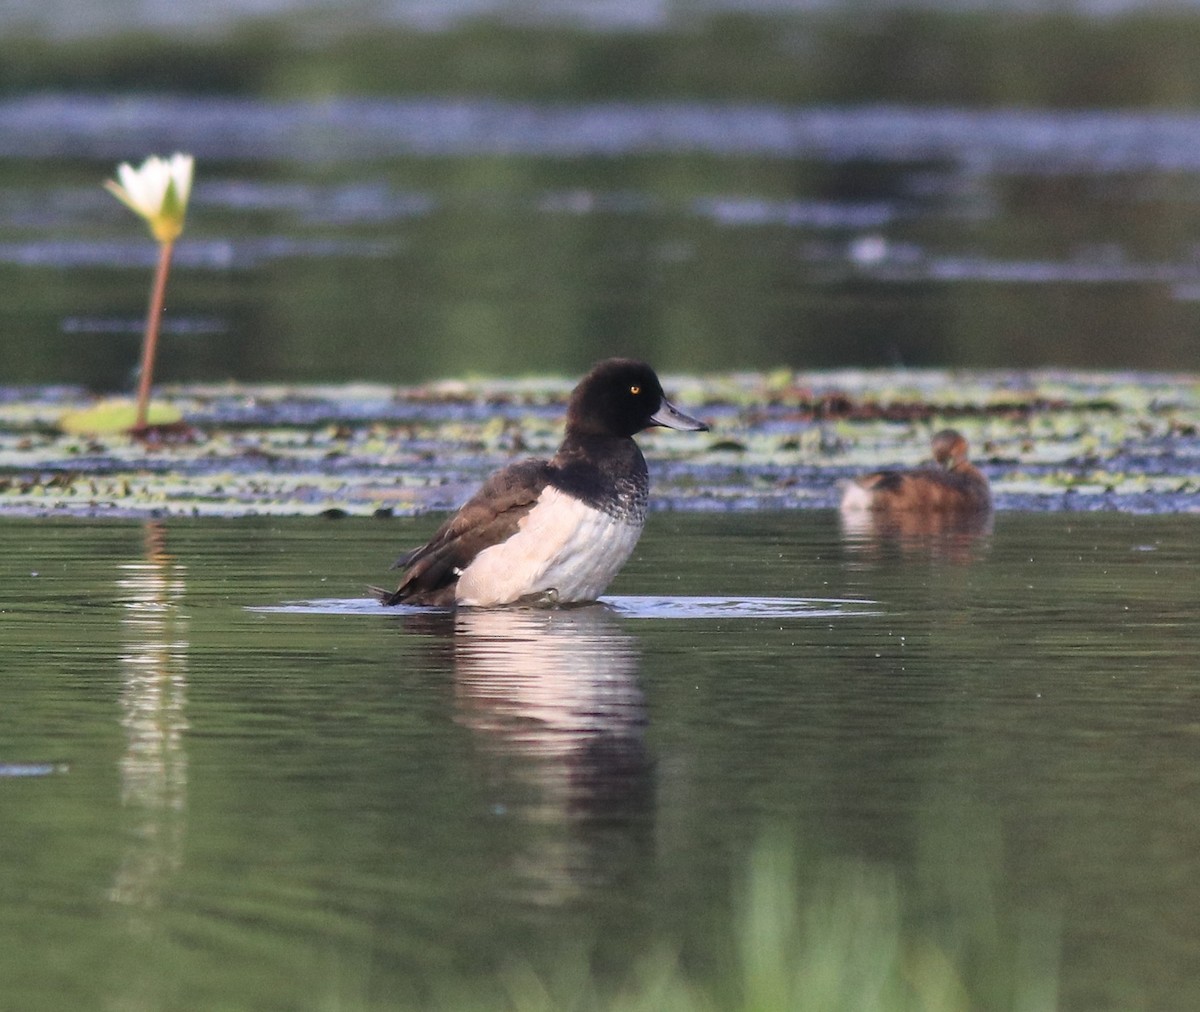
91,152,197,433
104,153,193,243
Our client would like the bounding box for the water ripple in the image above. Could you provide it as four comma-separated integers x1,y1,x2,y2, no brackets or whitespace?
0,235,398,270
9,95,1200,171
251,595,879,619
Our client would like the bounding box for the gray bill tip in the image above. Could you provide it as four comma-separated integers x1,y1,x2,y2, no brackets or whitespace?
650,397,709,432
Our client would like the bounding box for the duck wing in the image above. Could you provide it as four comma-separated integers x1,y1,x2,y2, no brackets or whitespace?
376,459,553,606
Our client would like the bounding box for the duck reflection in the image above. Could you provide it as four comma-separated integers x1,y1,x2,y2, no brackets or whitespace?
446,605,652,901
453,606,649,817
840,504,994,562
109,522,189,913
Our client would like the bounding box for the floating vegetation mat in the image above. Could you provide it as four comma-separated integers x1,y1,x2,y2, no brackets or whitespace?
1,369,1198,518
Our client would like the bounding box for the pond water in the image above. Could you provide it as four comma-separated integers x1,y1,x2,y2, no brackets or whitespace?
7,91,1200,389
2,509,1197,1008
4,6,1200,1007
8,9,1200,387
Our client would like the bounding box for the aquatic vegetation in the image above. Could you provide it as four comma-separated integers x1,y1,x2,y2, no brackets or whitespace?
58,398,183,436
60,154,194,436
431,832,1057,1012
4,370,1199,518
103,153,193,244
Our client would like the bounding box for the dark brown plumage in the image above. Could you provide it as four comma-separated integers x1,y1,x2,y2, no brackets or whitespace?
380,460,551,606
840,429,991,514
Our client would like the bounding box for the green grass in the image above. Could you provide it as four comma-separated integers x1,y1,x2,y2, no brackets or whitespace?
426,832,1059,1012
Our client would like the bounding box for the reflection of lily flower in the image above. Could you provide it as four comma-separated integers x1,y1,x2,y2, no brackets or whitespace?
103,154,194,431
110,522,189,913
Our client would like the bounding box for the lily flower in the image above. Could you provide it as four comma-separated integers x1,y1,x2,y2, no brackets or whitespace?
104,153,195,433
104,153,193,244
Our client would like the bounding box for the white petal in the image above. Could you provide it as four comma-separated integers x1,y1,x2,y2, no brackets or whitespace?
125,160,160,215
141,156,172,209
168,153,194,207
114,162,147,213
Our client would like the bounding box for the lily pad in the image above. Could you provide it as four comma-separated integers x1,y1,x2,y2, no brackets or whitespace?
59,399,184,435
1,370,1195,518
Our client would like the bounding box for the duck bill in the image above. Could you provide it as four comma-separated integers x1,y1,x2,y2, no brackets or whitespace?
650,397,709,432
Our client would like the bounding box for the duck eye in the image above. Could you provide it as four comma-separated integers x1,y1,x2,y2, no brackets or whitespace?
629,385,641,395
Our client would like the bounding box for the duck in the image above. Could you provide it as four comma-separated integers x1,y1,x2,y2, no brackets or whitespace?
376,358,708,607
839,428,991,515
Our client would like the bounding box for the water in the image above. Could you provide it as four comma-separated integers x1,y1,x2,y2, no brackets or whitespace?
6,0,1200,40
8,12,1200,385
2,510,1197,1008
3,9,1200,1004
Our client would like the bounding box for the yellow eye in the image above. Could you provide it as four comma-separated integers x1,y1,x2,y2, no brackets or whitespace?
630,385,641,395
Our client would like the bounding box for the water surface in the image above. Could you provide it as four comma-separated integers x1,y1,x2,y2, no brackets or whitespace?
6,89,1200,385
1,510,1197,1008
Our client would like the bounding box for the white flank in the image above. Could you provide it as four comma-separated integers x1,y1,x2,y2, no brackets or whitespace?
455,487,643,606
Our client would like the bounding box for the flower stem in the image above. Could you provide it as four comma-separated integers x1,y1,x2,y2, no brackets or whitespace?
134,240,175,431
